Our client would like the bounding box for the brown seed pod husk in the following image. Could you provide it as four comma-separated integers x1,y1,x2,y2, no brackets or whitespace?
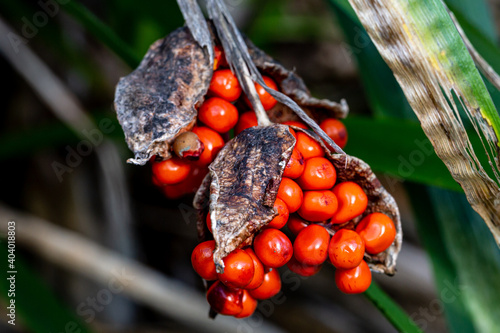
114,27,212,165
195,124,295,273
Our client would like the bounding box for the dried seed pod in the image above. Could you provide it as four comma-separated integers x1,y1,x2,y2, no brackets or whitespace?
173,131,205,160
194,125,295,273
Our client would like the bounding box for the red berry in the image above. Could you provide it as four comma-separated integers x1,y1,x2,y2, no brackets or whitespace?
295,132,324,160
355,213,396,254
244,248,265,290
282,120,308,129
297,190,338,222
249,268,281,300
297,157,336,190
192,127,225,166
328,229,365,269
246,76,278,110
235,111,258,135
293,225,330,266
206,214,213,233
218,249,255,288
287,215,308,236
207,280,243,316
198,97,239,133
277,177,303,213
213,45,224,70
335,260,372,294
152,157,191,185
266,198,289,229
191,240,217,280
320,118,348,149
283,148,305,179
331,182,368,224
287,256,322,277
254,229,293,268
209,69,242,102
235,290,258,318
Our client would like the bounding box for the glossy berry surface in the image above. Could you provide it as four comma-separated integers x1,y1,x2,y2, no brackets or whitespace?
297,157,336,190
192,127,225,166
235,290,258,318
244,248,265,290
254,228,293,268
207,280,243,316
247,76,278,110
328,229,365,269
235,111,258,135
282,120,308,129
266,198,289,229
191,240,217,280
152,157,191,185
331,182,368,224
298,190,338,222
283,148,305,179
287,215,309,235
295,132,325,160
218,249,255,288
335,260,372,294
208,69,242,102
293,224,330,266
198,97,239,133
277,177,303,213
287,256,322,277
249,268,281,300
356,213,396,254
320,118,348,149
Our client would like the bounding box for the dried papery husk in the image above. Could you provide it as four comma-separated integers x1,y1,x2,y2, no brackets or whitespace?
194,125,295,273
292,127,401,275
114,27,212,165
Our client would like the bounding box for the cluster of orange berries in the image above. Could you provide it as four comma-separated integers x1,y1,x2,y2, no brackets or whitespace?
151,47,396,318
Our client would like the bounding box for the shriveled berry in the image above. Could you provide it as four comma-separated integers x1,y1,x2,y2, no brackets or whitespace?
287,256,322,277
173,131,204,160
331,182,368,224
335,260,372,294
209,69,242,102
355,213,396,254
235,111,258,135
218,249,255,288
152,157,191,185
295,132,324,159
287,215,308,236
283,148,305,179
254,229,293,268
277,177,303,213
235,290,258,318
249,268,281,300
207,280,243,316
191,240,217,280
198,97,239,133
192,127,225,166
244,248,265,290
298,190,338,222
265,198,289,229
320,118,348,149
293,225,330,266
297,157,336,190
328,229,365,269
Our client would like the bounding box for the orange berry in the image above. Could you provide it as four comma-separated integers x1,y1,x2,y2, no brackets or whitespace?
331,182,368,224
235,111,258,135
244,248,265,290
287,215,308,235
152,157,191,185
277,177,303,213
335,260,372,294
213,45,223,70
298,190,338,222
209,69,242,102
282,120,308,129
245,76,278,110
207,280,243,316
283,148,305,179
198,97,239,133
328,229,365,269
287,256,322,277
254,228,293,268
206,214,213,233
249,268,281,300
295,132,324,160
320,118,348,149
218,249,255,288
161,167,208,199
297,157,336,190
192,126,225,166
266,198,289,229
293,225,330,266
235,290,258,318
355,213,396,254
191,240,217,280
